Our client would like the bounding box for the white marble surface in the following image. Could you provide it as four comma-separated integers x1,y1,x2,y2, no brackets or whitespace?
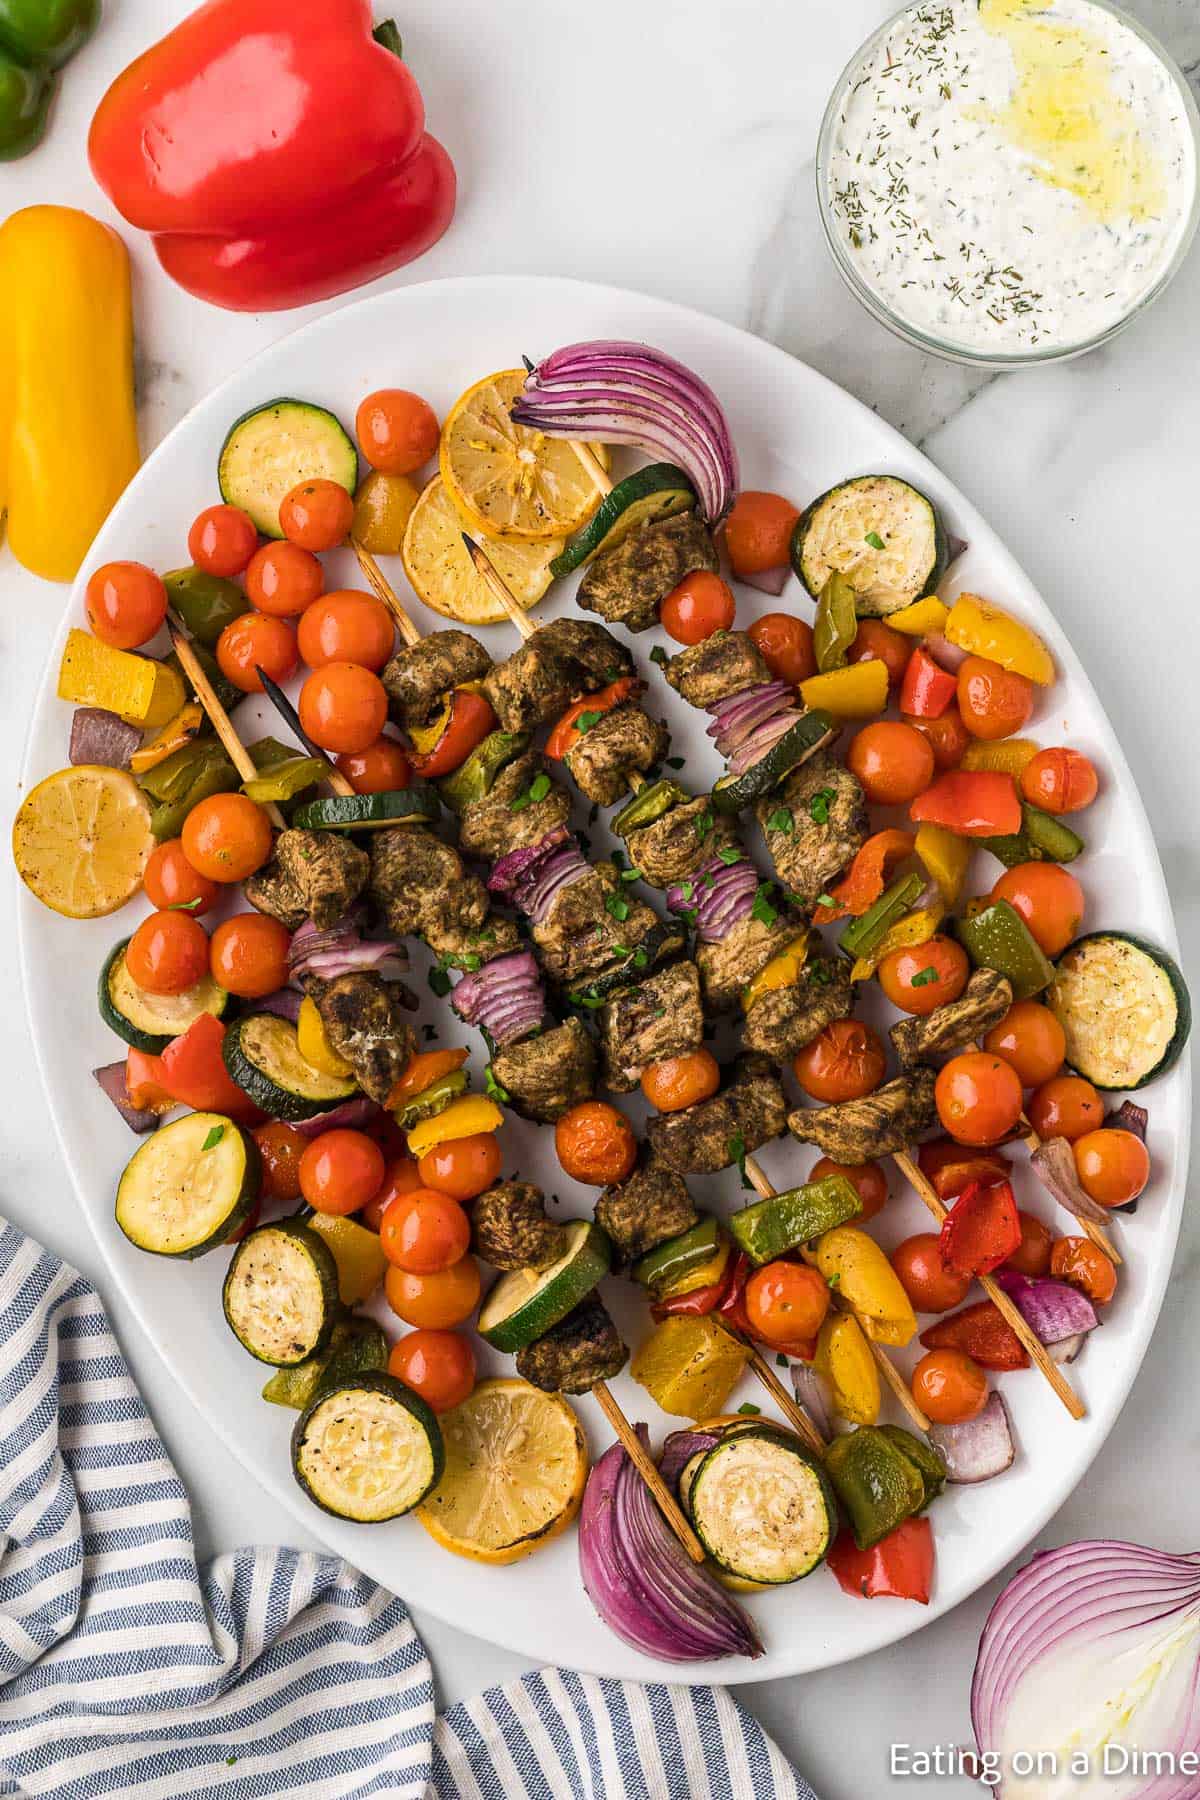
2,2,1198,1793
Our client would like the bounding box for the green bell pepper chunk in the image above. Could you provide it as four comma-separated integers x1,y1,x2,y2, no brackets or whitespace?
838,872,925,961
438,729,529,814
956,898,1055,1000
729,1174,862,1265
148,758,241,840
632,1216,721,1295
612,777,686,839
0,52,49,158
0,0,98,159
243,757,327,805
878,1425,947,1511
164,567,251,649
824,1426,928,1549
262,1318,388,1410
979,803,1084,869
813,571,858,673
391,1070,470,1131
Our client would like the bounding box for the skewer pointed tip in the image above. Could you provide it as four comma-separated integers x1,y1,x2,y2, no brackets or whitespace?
521,353,536,374
461,529,479,553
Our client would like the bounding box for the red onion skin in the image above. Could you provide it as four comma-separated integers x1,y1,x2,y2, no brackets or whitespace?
1031,1135,1112,1228
253,989,304,1024
993,1269,1099,1344
70,707,140,769
737,565,791,597
659,1428,722,1492
290,1097,381,1138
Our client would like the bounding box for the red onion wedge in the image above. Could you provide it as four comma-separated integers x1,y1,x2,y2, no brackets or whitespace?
452,949,544,1047
289,911,408,985
489,828,589,924
923,630,970,674
70,708,140,769
1108,1100,1149,1142
93,1063,163,1134
659,1427,722,1493
290,1097,381,1138
736,564,791,597
254,988,303,1024
928,1393,1015,1484
666,855,759,943
1031,1134,1112,1228
791,1363,833,1442
993,1269,1099,1346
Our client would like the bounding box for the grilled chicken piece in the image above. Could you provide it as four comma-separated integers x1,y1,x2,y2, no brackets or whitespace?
578,511,719,633
596,1157,698,1268
483,619,633,733
456,749,572,862
563,702,669,806
756,752,867,911
665,630,770,708
788,1068,937,1161
314,972,416,1103
695,908,805,1012
743,944,854,1061
515,1296,628,1395
624,796,742,889
598,960,704,1092
491,1018,596,1122
381,630,493,729
244,828,369,931
891,970,1014,1069
368,827,512,969
532,861,662,989
471,1181,569,1272
647,1055,786,1175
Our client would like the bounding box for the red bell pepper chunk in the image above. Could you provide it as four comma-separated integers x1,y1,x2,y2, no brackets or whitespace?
652,1268,735,1320
816,828,916,923
827,1517,935,1603
158,1015,263,1123
899,645,957,719
918,1138,1012,1202
124,1048,175,1115
909,770,1021,838
545,678,641,760
409,689,497,778
920,1301,1029,1371
939,1179,1022,1278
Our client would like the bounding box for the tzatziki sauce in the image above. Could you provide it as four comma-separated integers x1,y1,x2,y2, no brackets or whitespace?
822,0,1197,356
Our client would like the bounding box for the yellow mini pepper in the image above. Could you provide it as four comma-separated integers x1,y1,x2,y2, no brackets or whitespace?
884,596,949,637
814,1312,880,1425
944,594,1054,686
850,903,944,983
915,821,972,907
305,1213,387,1306
815,1226,918,1347
0,205,139,581
742,932,811,1011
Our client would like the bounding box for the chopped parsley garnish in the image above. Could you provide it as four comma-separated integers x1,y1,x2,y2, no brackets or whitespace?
169,896,205,912
815,893,836,909
567,989,605,1010
485,1066,510,1103
695,810,714,841
751,882,778,926
666,755,685,770
827,1271,841,1289
700,868,716,891
681,880,694,901
809,959,833,986
864,530,885,550
737,1402,762,1417
428,966,451,997
200,1125,225,1153
605,893,630,922
422,1023,437,1042
511,770,552,811
620,865,641,882
809,787,835,825
610,943,630,958
717,844,742,866
459,952,482,973
727,1130,751,1190
767,807,794,835
632,946,650,969
679,907,699,929
776,1353,789,1368
649,645,669,668
910,965,939,987
574,710,602,735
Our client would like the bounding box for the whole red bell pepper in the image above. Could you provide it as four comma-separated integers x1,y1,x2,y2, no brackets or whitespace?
827,1517,934,1603
909,770,1021,838
88,0,455,311
939,1178,1022,1278
899,646,956,719
920,1301,1029,1371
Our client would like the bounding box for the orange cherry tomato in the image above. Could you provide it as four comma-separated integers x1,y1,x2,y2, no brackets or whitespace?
380,1187,471,1273
990,862,1085,958
245,541,324,618
181,792,273,883
877,936,969,1016
847,720,935,806
1027,1073,1104,1142
143,839,220,915
215,611,298,692
409,689,497,778
745,1261,831,1346
336,737,412,794
85,561,167,650
747,612,816,686
982,1000,1066,1088
188,504,258,577
1020,747,1099,815
811,1156,889,1223
660,570,736,645
209,913,291,999
1006,1211,1054,1278
640,1048,721,1113
935,1052,1024,1147
890,1234,971,1313
904,707,970,770
554,1100,638,1186
299,1129,386,1217
356,388,439,474
299,661,388,755
253,1121,307,1202
1050,1235,1117,1306
363,1153,423,1232
848,619,911,689
388,1329,476,1413
793,1020,886,1104
125,909,210,995
418,1133,502,1202
278,479,355,553
912,1348,988,1423
724,491,800,575
957,655,1035,741
385,1256,481,1329
1073,1129,1150,1208
297,590,396,671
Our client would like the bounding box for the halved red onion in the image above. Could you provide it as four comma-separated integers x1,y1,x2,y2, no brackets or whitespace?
1030,1134,1112,1228
992,1268,1099,1345
452,949,544,1047
928,1392,1015,1484
70,708,141,770
290,1097,382,1138
93,1063,162,1134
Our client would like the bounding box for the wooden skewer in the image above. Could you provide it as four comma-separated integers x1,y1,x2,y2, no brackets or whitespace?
352,540,422,648
167,626,287,831
462,534,539,639
253,669,358,801
591,1383,705,1563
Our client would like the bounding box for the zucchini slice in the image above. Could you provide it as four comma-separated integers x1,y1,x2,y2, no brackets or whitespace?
550,464,698,577
792,475,947,615
292,1372,443,1522
223,1014,358,1121
99,938,227,1053
218,399,357,538
564,920,689,1008
115,1112,259,1258
290,788,440,832
478,1220,612,1353
689,1426,837,1584
712,710,836,813
262,1316,389,1410
1048,932,1190,1091
223,1219,340,1367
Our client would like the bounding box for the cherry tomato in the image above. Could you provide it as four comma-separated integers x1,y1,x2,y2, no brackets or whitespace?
278,479,355,553
85,562,167,650
253,1121,306,1202
554,1101,638,1186
181,792,273,883
299,1129,386,1217
380,1187,470,1273
388,1329,476,1413
847,719,935,806
848,619,911,689
297,589,396,672
957,655,1035,741
209,913,291,998
793,1020,886,1104
1073,1129,1150,1207
990,862,1085,958
216,611,298,692
747,612,816,686
125,909,209,995
1007,1211,1054,1278
891,1234,971,1313
188,504,258,577
904,707,970,770
363,1153,423,1232
745,1261,831,1346
299,661,388,755
143,839,220,916
811,1156,889,1222
660,570,736,645
1027,1073,1104,1142
245,541,324,617
724,491,800,575
640,1048,721,1113
385,1256,481,1329
912,1348,988,1424
418,1132,502,1202
1020,747,1099,815
982,1000,1066,1088
1050,1235,1117,1306
877,936,969,1016
356,388,440,474
410,689,497,778
935,1052,1024,1146
336,737,412,794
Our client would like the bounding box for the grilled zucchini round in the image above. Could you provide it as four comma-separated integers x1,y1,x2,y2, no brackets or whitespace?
218,399,357,538
688,1426,837,1584
791,475,947,615
290,789,440,831
223,1219,340,1367
292,1372,443,1522
115,1113,259,1259
1048,932,1190,1091
222,1014,358,1121
477,1220,612,1353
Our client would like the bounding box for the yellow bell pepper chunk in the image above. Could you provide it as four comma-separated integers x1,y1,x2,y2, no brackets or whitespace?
664,1236,733,1299
305,1213,388,1307
742,932,811,1011
631,1314,751,1420
815,1226,918,1347
297,997,356,1080
57,629,185,729
406,1093,503,1157
961,737,1040,776
815,1312,880,1425
944,594,1055,686
129,702,206,775
850,904,944,982
799,659,889,719
883,596,949,637
915,822,971,907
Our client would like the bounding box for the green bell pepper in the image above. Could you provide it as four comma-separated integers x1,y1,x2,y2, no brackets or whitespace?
813,571,858,673
438,729,529,814
979,803,1084,869
612,777,686,839
956,898,1055,1000
0,0,98,160
838,872,925,961
878,1425,947,1510
632,1217,722,1295
729,1175,862,1265
824,1425,928,1549
243,756,326,805
164,567,251,648
391,1070,470,1131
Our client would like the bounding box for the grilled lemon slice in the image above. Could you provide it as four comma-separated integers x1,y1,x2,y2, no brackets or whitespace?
14,764,153,918
439,369,607,542
401,475,562,623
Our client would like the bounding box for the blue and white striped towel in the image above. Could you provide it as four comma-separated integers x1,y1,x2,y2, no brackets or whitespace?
0,1221,816,1799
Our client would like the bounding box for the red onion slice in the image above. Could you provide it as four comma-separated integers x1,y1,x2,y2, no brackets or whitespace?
707,682,793,751
452,950,544,1047
290,1097,382,1138
93,1063,163,1134
659,1428,722,1493
490,828,589,924
737,565,792,597
254,989,304,1024
1107,1100,1149,1142
929,1392,1015,1484
992,1269,1099,1345
71,708,141,770
666,855,759,942
924,630,970,674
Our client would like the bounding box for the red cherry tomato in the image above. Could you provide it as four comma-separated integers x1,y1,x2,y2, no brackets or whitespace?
125,909,210,995
245,541,324,618
181,793,273,883
957,655,1035,740
85,562,167,650
278,480,354,553
356,389,440,474
1007,1211,1054,1278
299,1130,386,1217
1028,1074,1104,1142
555,1101,638,1186
299,661,388,755
1073,1129,1150,1207
745,1261,831,1346
336,737,412,794
660,571,736,645
209,913,291,999
188,504,258,577
877,936,970,1016
935,1052,1024,1147
904,708,971,770
1020,747,1099,815
640,1049,721,1114
380,1187,471,1273
912,1348,988,1423
724,491,799,575
982,1000,1066,1088
991,863,1085,958
143,839,220,915
296,590,396,671
1050,1236,1117,1306
793,1020,886,1104
847,720,935,806
388,1329,476,1413
848,619,911,689
253,1122,306,1202
362,1154,423,1232
417,1133,502,1201
890,1234,971,1312
384,1257,481,1329
747,612,816,686
810,1156,889,1222
215,612,298,692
